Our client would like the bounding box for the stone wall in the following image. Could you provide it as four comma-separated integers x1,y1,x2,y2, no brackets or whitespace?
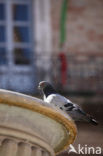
51,0,103,55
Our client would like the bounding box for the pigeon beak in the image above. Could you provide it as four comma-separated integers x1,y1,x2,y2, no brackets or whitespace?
38,85,41,90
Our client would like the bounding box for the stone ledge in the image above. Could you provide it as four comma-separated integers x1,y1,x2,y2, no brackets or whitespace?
0,89,77,155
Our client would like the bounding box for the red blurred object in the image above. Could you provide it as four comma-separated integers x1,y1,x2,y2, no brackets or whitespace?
59,52,67,86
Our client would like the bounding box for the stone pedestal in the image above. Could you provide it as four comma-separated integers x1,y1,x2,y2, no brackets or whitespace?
0,90,77,156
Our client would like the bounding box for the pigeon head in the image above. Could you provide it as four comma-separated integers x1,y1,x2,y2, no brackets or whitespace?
38,81,56,97
38,81,51,90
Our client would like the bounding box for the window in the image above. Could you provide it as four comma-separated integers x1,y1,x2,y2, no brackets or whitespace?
13,4,29,21
0,2,7,65
13,26,30,43
0,3,5,20
0,48,7,65
0,26,6,42
14,48,32,65
0,0,33,66
12,1,32,65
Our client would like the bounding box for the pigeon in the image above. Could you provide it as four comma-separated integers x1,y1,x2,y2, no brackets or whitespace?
38,81,98,125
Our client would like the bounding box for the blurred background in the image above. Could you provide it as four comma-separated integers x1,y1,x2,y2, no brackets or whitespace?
0,0,103,155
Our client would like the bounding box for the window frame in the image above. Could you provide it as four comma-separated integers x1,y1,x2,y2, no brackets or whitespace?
0,0,33,69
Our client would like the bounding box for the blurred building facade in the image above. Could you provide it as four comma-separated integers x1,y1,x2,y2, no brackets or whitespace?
0,0,103,94
0,0,52,93
51,0,103,94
